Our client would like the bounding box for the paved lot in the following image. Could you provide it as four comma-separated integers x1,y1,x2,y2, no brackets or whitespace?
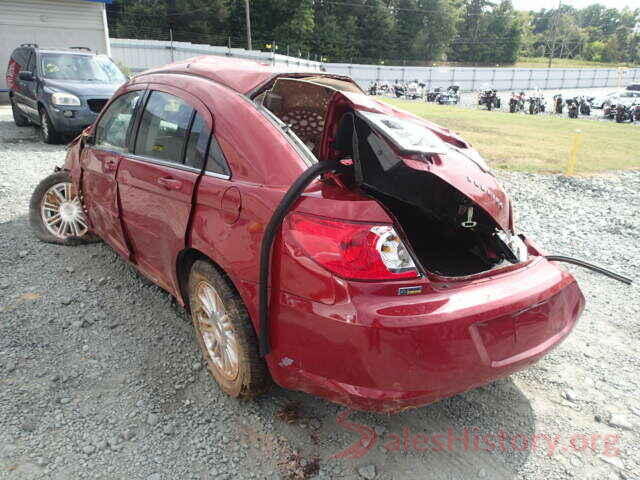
0,105,638,480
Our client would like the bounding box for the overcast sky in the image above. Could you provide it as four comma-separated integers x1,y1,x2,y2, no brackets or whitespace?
511,0,636,10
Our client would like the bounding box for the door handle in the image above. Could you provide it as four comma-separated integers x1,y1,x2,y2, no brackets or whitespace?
103,158,117,172
157,177,182,190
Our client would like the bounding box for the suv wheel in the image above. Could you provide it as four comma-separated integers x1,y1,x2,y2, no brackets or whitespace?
40,108,62,144
29,171,99,245
10,97,30,126
188,260,270,398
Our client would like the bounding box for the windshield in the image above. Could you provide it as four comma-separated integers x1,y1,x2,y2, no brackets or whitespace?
41,53,126,83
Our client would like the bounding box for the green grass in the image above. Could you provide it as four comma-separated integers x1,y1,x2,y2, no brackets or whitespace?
514,57,637,69
380,98,640,174
422,57,637,69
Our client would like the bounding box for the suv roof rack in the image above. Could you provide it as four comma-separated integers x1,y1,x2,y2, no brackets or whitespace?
69,46,92,52
20,43,39,48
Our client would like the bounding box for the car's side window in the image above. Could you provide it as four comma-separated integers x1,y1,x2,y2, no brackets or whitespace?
206,137,231,176
135,91,194,164
26,52,36,74
95,91,142,152
184,114,209,170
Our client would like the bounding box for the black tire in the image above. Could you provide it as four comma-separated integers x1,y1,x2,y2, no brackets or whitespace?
615,110,624,123
188,260,270,399
29,170,100,246
10,97,30,126
509,101,516,113
39,107,62,144
495,98,501,109
529,103,535,115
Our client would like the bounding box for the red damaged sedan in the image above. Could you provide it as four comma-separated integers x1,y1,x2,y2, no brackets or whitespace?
29,56,629,413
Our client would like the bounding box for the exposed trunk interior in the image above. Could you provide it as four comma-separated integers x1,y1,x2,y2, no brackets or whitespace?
257,77,522,278
340,115,511,277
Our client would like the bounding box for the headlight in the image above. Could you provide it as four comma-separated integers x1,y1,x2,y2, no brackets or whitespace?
51,92,81,107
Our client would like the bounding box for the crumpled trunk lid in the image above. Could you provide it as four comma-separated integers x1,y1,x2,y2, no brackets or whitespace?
335,92,511,232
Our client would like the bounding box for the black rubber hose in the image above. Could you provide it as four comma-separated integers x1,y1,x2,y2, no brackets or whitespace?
258,159,342,356
544,255,633,285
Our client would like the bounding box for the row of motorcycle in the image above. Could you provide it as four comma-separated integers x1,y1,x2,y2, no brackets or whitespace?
481,88,640,122
368,81,461,104
501,91,592,118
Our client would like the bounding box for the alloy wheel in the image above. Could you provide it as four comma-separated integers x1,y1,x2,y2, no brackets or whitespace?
194,280,240,381
40,182,89,239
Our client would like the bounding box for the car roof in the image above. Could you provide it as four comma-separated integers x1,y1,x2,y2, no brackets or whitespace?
20,46,95,56
137,55,351,96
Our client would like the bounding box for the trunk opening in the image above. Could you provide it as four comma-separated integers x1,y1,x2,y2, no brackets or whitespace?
342,115,515,278
257,78,526,278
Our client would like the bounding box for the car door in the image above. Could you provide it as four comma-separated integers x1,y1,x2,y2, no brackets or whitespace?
20,51,39,120
81,87,145,259
116,86,211,295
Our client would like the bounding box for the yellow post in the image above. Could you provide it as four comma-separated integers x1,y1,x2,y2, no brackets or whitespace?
565,129,583,176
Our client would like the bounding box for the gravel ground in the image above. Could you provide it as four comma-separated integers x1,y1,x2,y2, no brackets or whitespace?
0,104,639,480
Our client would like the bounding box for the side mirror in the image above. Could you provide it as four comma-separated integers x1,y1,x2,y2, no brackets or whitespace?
19,71,35,82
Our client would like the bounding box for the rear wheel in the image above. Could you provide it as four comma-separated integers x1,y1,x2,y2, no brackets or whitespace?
10,97,30,126
188,260,270,399
40,108,62,144
29,170,99,245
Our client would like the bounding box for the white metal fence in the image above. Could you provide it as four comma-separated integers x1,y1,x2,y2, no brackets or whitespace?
325,63,640,92
109,38,323,74
109,38,640,92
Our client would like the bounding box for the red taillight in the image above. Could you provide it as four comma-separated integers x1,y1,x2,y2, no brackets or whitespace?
285,213,418,281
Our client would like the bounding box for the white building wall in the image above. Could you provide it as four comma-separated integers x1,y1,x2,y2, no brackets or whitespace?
0,0,109,99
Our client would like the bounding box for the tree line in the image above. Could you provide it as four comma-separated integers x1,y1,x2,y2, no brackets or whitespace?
106,0,640,65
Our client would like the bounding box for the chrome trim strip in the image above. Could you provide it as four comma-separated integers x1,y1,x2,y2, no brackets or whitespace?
204,171,231,180
125,154,201,174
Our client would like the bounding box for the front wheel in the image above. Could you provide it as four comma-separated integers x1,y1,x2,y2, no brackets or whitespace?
189,260,270,399
29,170,100,245
40,108,62,144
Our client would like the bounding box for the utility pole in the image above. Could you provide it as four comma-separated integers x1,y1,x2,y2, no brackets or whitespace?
245,0,252,51
547,0,562,68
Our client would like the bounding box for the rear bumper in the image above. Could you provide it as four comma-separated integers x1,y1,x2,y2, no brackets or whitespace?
267,256,585,413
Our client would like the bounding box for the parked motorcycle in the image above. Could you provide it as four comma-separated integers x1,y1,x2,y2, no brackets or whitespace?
393,82,406,98
509,91,526,113
426,87,441,102
553,94,564,114
577,96,592,116
614,103,640,123
566,98,579,119
527,91,546,115
479,87,501,111
406,81,422,100
436,85,460,105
